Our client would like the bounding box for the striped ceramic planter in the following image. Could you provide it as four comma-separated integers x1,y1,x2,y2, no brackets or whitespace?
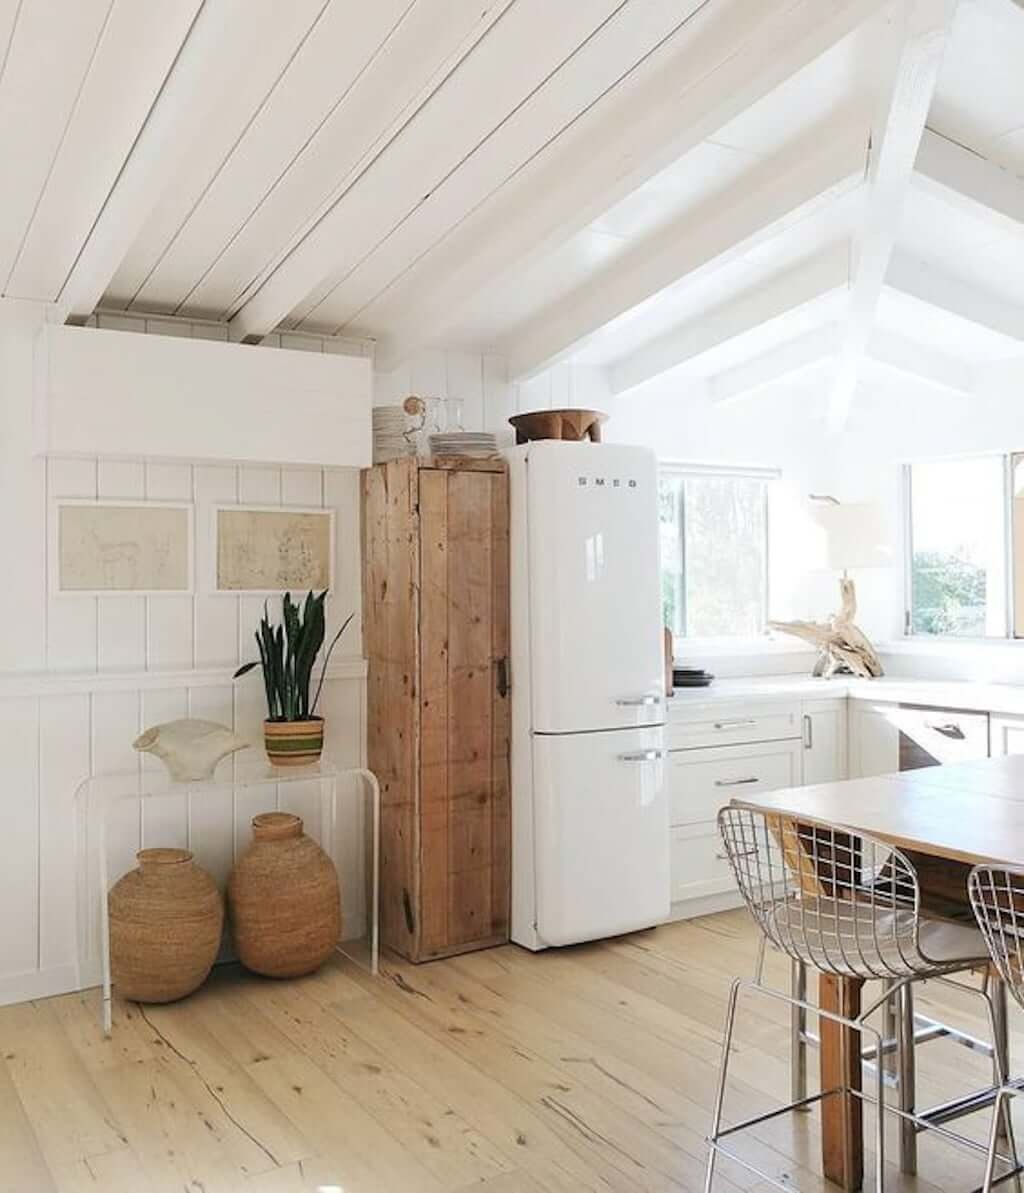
263,717,324,767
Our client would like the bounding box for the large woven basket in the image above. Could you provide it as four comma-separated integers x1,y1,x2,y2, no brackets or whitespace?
109,848,223,1003
228,812,340,978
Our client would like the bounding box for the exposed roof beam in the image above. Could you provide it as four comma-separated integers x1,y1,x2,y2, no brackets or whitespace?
865,326,974,393
59,1,248,324
369,0,890,370
708,325,840,405
505,131,866,381
914,127,1024,235
885,249,1024,344
609,245,849,395
827,0,957,430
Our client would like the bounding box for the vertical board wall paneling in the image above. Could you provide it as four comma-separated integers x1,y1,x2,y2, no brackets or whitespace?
2,302,508,1004
0,698,41,977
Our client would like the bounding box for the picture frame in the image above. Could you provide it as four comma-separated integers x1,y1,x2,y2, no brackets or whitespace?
211,504,335,595
50,500,195,597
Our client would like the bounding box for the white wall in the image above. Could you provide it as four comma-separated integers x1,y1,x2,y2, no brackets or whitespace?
0,300,512,1005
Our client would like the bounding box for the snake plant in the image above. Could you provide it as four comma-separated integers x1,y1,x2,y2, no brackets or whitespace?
233,591,353,722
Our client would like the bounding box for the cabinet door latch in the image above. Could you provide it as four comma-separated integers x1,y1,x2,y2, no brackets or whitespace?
496,657,510,699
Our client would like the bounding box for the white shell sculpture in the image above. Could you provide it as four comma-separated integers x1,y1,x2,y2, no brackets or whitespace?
133,719,249,782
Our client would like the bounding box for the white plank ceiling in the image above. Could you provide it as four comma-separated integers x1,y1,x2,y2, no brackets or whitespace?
0,0,1021,419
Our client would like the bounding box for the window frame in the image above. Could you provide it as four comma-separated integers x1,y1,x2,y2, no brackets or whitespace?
658,460,778,644
902,454,1016,642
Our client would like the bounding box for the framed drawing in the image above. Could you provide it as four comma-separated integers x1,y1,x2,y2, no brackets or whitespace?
51,501,194,596
214,505,334,593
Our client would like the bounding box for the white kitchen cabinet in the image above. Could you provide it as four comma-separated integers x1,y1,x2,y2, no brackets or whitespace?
848,700,900,778
800,698,848,785
991,715,1024,756
667,737,801,917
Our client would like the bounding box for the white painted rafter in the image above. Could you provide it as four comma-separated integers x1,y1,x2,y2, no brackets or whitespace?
913,127,1024,236
366,0,891,370
885,250,1024,345
865,326,974,392
59,1,252,323
827,0,957,430
608,245,849,395
708,325,840,405
504,130,866,381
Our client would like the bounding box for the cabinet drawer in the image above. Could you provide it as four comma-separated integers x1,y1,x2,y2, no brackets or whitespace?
670,823,736,902
895,705,989,769
668,739,802,827
668,700,801,751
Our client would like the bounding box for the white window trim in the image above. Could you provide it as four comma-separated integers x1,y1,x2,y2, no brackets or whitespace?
658,461,778,648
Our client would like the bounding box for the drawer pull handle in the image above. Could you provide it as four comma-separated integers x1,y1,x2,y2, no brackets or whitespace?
715,777,760,787
925,721,965,740
618,749,667,763
616,695,663,707
714,718,756,730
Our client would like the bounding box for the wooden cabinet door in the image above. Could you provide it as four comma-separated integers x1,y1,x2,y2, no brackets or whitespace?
418,467,510,958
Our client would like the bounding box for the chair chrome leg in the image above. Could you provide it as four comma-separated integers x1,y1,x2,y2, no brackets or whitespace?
993,978,1012,1143
876,1024,887,1193
706,979,742,1193
882,979,897,1078
984,1090,1011,1193
791,959,808,1108
897,981,917,1175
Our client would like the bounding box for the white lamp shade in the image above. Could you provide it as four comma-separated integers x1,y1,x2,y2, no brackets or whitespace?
814,501,893,570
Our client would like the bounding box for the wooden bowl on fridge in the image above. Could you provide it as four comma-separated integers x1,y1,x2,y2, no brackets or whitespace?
508,408,607,444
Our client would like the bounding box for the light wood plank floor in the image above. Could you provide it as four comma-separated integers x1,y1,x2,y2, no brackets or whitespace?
1,909,1020,1192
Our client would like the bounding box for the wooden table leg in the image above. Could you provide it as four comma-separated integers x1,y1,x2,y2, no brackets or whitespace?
820,973,864,1191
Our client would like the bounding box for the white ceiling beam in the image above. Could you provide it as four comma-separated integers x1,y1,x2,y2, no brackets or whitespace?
57,1,252,324
913,126,1024,235
504,131,866,381
865,326,974,393
608,245,850,395
827,0,957,431
369,0,891,370
708,325,841,405
885,249,1024,344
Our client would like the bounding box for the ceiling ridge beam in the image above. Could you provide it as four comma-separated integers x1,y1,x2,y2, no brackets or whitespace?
708,324,841,405
504,129,866,381
361,0,892,370
885,249,1024,344
608,243,850,395
827,0,957,431
914,126,1024,234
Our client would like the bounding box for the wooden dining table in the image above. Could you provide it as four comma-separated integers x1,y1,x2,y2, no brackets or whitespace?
732,753,1024,1191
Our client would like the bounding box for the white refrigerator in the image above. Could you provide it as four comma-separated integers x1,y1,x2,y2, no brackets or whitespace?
506,440,670,950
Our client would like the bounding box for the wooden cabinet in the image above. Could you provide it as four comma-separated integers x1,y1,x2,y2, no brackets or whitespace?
362,457,510,962
801,698,848,785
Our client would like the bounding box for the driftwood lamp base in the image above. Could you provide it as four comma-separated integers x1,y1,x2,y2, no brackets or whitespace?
769,576,883,679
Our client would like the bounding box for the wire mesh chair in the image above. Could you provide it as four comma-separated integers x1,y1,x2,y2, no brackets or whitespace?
970,866,1024,1193
707,806,1008,1193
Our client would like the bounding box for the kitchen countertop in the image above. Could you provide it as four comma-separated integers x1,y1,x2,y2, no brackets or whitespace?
667,673,1024,717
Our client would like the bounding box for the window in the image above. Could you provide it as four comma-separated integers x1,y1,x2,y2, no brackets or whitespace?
906,456,1008,638
659,468,769,639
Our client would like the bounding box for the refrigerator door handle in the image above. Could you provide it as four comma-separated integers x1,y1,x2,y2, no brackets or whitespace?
615,695,663,707
618,749,667,762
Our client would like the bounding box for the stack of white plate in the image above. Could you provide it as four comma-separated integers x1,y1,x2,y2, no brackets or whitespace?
372,406,409,462
428,431,498,459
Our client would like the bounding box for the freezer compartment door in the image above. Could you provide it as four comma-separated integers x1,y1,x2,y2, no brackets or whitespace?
532,726,669,947
526,441,665,734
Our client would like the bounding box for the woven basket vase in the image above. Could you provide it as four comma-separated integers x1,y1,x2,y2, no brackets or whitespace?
108,849,223,1003
263,717,324,767
228,812,341,978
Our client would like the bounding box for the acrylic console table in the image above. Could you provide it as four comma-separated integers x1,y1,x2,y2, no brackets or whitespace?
74,753,380,1035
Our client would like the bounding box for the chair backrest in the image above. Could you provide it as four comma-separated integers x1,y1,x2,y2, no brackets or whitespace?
717,805,925,978
968,866,1024,1009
